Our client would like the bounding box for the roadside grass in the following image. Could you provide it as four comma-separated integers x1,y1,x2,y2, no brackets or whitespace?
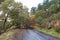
35,26,60,38
41,28,60,37
0,38,3,40
0,29,16,40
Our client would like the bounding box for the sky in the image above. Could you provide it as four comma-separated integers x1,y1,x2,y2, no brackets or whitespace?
15,0,43,12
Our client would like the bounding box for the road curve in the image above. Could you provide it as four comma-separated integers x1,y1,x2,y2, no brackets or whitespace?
9,29,60,40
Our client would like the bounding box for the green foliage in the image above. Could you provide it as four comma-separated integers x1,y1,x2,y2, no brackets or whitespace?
31,7,36,14
0,0,4,4
50,12,60,20
36,16,43,24
32,0,60,34
0,0,29,34
37,4,43,10
48,4,57,13
55,25,60,33
36,10,46,18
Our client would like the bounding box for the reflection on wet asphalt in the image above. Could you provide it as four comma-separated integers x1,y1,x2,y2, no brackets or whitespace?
12,29,60,40
24,30,45,40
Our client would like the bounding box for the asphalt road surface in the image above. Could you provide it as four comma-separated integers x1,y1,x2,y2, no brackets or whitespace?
9,29,60,40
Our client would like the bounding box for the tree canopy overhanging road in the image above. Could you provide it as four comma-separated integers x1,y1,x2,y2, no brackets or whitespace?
0,0,60,40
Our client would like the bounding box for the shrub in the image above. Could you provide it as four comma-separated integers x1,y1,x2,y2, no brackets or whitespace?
55,25,60,33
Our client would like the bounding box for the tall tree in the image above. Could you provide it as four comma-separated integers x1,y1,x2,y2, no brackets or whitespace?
0,0,14,31
31,7,36,14
37,3,42,10
0,0,29,32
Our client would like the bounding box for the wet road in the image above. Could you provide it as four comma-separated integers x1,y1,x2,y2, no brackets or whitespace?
10,29,60,40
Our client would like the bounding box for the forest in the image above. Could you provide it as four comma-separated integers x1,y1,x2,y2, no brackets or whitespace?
0,0,60,38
